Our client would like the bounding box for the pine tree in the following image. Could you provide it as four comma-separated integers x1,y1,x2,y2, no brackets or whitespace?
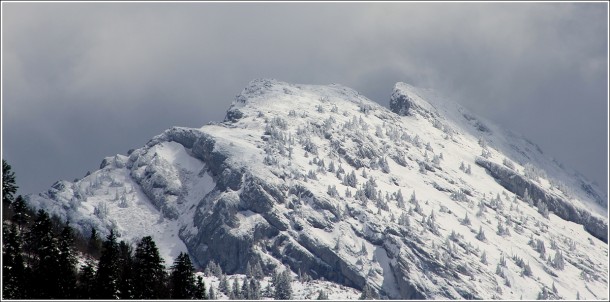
273,269,293,300
2,222,26,299
246,261,253,277
241,277,251,299
360,242,368,256
57,223,78,298
118,240,135,299
219,274,229,294
359,283,378,299
169,252,196,299
480,251,488,265
231,278,241,299
209,286,217,300
476,226,486,241
253,261,264,278
2,159,18,205
77,259,97,299
11,195,29,231
29,209,63,298
133,236,167,298
552,251,565,270
194,275,208,299
250,278,261,300
96,229,122,299
87,227,102,259
317,289,329,300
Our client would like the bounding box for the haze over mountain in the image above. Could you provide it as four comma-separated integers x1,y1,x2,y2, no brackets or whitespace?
3,3,607,197
26,79,608,300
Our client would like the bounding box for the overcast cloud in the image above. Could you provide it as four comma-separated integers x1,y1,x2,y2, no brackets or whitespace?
2,2,607,195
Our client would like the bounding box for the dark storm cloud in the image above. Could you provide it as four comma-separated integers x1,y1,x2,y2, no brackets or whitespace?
2,2,607,194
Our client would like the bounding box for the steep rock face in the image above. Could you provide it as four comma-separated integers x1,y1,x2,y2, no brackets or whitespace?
475,157,607,242
26,79,608,300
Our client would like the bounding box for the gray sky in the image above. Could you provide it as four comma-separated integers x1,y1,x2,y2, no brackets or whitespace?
2,2,608,196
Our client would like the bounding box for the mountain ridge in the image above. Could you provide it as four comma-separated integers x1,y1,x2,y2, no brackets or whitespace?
26,79,608,299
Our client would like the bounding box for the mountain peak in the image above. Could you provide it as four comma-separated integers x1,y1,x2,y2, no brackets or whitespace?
26,79,608,300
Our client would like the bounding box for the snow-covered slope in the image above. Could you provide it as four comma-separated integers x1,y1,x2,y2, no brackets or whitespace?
27,79,608,299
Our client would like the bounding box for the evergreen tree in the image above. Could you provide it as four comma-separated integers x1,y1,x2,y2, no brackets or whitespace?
11,195,29,231
57,223,78,298
133,236,167,298
219,274,229,294
246,261,253,277
232,278,241,299
317,289,329,300
2,222,26,299
359,283,378,299
552,251,565,270
250,278,262,300
253,261,264,279
77,259,97,299
96,229,122,299
241,277,251,299
29,209,63,298
2,159,18,205
118,240,135,299
476,226,486,241
169,252,196,299
194,275,208,299
209,286,217,300
273,269,293,300
87,227,102,259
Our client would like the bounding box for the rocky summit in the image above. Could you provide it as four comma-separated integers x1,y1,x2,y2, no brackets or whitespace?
27,79,608,299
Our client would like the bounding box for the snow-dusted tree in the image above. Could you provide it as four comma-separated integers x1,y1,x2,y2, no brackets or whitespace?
461,212,472,226
538,201,549,219
219,274,229,294
208,286,217,300
252,261,264,279
230,278,241,299
360,242,368,256
249,278,262,300
536,239,546,259
343,171,358,188
94,202,109,219
359,283,378,300
522,262,533,277
537,287,549,300
327,185,339,197
497,221,509,236
194,275,207,299
396,189,405,208
399,212,410,227
523,188,533,207
273,269,293,300
317,289,329,300
480,251,488,265
552,251,565,270
476,226,486,241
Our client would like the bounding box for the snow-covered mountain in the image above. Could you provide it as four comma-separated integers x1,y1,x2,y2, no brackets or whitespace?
27,79,608,299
